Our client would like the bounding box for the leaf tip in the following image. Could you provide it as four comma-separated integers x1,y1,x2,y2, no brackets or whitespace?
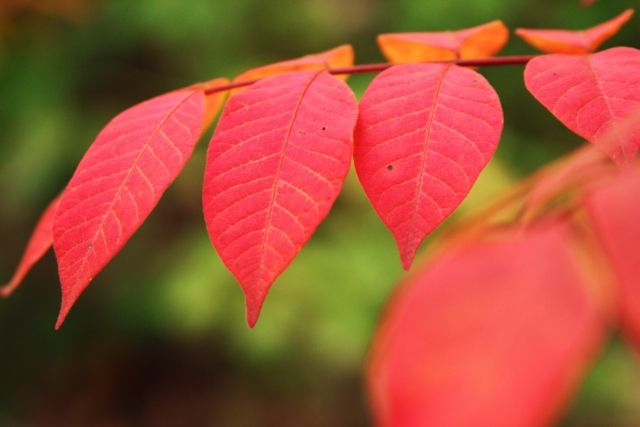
244,293,266,329
0,283,13,298
54,286,83,330
399,242,419,271
54,305,70,330
1,276,20,297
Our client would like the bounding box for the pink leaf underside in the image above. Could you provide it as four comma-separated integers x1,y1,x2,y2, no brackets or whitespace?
586,168,640,348
524,47,640,165
516,9,634,54
203,70,358,327
368,222,605,427
53,88,206,328
1,195,61,297
354,63,503,269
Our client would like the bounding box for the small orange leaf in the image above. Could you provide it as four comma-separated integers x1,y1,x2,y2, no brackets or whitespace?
378,20,509,63
516,9,634,54
53,88,206,329
199,77,230,131
231,44,353,94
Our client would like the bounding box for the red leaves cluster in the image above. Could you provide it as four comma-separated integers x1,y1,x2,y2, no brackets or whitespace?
2,9,639,338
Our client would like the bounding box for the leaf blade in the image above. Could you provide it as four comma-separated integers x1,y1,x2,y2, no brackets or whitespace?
231,44,353,94
354,63,503,269
1,195,61,297
378,20,508,63
53,88,206,328
516,9,634,54
203,70,358,327
524,47,640,164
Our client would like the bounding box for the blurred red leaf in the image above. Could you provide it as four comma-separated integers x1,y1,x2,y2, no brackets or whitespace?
378,20,509,63
1,194,61,297
202,70,358,327
53,88,207,328
586,167,640,348
524,47,640,165
354,63,502,269
516,9,633,54
368,222,606,427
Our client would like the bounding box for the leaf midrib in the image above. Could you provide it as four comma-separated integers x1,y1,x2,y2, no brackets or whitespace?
254,71,323,281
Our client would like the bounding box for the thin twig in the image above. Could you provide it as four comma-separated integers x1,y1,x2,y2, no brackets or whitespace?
203,55,536,95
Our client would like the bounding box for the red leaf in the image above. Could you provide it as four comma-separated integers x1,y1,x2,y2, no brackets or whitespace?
516,9,634,54
231,44,353,94
1,195,61,297
203,70,357,327
378,20,508,63
354,63,503,269
368,223,605,427
524,47,640,165
586,168,640,348
53,88,206,328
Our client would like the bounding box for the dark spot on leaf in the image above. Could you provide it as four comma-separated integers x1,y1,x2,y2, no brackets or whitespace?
322,125,327,131
387,164,394,171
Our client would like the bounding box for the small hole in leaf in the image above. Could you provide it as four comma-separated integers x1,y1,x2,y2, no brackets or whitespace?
387,164,394,171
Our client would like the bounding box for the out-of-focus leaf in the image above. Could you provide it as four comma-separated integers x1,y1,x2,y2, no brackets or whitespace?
368,222,606,427
586,167,640,349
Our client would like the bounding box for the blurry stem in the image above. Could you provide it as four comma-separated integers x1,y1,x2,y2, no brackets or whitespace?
203,55,535,95
441,145,609,246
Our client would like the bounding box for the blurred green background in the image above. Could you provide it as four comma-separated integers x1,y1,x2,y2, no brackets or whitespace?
1,0,639,426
